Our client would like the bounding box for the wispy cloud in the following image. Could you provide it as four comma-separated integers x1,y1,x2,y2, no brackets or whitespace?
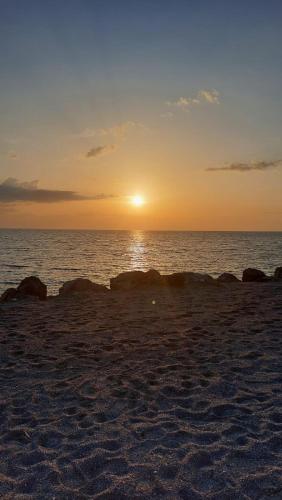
198,89,220,104
166,89,220,111
86,144,116,159
80,121,146,160
6,151,18,160
160,111,174,119
0,151,18,160
0,178,114,203
7,152,18,160
206,159,282,172
166,96,200,109
79,121,145,140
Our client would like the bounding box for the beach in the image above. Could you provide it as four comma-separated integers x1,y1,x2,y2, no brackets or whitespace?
0,281,282,498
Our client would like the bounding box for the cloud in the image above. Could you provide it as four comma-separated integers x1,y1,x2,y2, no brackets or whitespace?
0,151,18,160
206,159,282,172
86,144,116,158
160,111,174,119
7,152,18,160
166,89,220,111
98,121,145,140
0,178,114,203
79,121,144,140
198,89,220,104
166,96,200,110
79,121,147,160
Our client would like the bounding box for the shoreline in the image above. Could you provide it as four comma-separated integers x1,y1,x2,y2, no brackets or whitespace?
1,266,282,303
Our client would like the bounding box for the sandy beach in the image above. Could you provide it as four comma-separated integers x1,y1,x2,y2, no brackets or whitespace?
1,282,282,498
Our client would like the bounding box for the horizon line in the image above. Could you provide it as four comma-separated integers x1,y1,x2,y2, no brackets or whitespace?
1,227,282,233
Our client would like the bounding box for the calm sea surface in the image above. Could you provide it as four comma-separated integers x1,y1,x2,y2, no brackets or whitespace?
0,229,281,294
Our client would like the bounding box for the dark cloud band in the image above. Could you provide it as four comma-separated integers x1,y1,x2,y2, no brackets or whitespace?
86,144,116,158
0,178,114,203
206,160,282,172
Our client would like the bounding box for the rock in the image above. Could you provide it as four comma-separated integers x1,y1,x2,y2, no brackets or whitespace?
274,267,282,281
17,276,47,300
144,269,163,285
242,268,269,282
0,288,18,302
110,269,163,290
110,270,215,290
164,272,214,287
59,278,108,296
183,272,214,284
163,273,186,287
1,277,47,302
217,273,240,283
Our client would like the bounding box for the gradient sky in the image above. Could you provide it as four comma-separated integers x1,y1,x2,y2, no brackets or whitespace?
1,0,282,230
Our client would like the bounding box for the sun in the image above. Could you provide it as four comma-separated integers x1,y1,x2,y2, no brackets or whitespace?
131,195,145,207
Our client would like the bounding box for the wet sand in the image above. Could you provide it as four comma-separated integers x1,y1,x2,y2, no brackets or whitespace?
0,283,282,498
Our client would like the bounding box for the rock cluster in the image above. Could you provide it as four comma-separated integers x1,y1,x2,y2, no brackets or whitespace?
165,272,214,287
110,270,215,290
1,266,282,303
217,273,240,283
59,278,108,296
242,268,270,282
110,269,162,290
0,276,47,302
274,267,282,281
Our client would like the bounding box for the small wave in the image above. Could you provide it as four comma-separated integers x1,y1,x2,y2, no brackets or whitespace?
5,264,29,269
51,267,81,271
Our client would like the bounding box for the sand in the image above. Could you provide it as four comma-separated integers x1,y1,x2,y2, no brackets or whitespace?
0,282,282,498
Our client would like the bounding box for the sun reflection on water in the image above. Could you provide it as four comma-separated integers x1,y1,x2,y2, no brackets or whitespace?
129,230,147,270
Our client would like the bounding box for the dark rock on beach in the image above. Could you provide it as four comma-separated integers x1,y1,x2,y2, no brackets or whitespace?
1,276,47,302
274,267,282,281
0,287,18,302
163,272,186,287
217,272,240,283
110,270,214,290
242,268,269,282
59,278,108,296
110,269,163,290
164,272,214,287
17,276,47,300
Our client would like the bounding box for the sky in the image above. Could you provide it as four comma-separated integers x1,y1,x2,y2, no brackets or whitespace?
1,0,282,230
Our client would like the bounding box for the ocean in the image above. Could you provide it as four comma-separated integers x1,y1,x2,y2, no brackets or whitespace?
0,229,281,295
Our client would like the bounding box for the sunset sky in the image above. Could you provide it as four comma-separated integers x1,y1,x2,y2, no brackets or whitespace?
1,0,282,230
